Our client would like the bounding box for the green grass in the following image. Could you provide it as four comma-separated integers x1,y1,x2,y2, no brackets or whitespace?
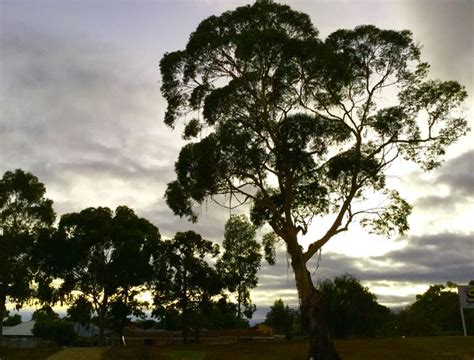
106,337,474,360
47,347,106,360
1,337,473,360
0,345,60,360
165,350,208,360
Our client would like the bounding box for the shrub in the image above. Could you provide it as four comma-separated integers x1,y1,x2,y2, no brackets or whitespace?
33,318,77,346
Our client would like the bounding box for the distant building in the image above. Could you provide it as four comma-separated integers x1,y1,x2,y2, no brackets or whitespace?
1,320,38,348
1,320,104,347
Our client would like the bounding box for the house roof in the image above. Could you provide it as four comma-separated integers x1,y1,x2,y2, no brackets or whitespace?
3,320,35,337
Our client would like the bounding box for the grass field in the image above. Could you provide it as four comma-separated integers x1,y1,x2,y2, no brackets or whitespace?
0,337,473,360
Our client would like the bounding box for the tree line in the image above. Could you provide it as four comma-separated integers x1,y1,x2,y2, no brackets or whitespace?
2,169,472,346
0,169,265,344
264,275,474,340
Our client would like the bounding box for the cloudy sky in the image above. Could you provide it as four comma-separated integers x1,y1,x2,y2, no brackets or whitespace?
1,0,473,321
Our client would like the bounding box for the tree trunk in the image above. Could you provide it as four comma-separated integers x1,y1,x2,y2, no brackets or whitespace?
98,310,105,345
98,294,109,345
287,234,341,360
0,289,5,345
237,284,241,325
301,289,341,360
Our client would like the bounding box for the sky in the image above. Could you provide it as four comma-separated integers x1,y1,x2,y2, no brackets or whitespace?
1,0,473,323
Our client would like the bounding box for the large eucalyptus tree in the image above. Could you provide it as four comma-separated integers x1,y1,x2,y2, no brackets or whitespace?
159,1,469,359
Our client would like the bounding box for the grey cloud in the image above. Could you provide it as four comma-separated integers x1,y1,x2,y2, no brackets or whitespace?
437,150,474,197
404,0,473,93
365,233,473,284
373,294,413,307
415,195,457,211
1,28,178,217
414,150,474,210
140,199,234,242
251,232,473,307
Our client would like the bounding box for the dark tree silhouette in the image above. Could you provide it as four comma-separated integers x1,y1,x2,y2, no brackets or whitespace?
152,231,221,343
397,283,474,336
216,215,261,324
159,2,469,358
67,295,93,327
317,274,391,338
0,169,55,341
265,298,296,339
31,306,77,346
49,206,161,342
2,312,22,327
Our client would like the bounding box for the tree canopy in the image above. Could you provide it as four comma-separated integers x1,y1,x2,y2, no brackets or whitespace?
162,1,468,247
317,274,391,337
216,215,262,323
264,298,298,339
152,231,222,342
160,1,469,358
48,205,161,341
0,169,55,340
397,283,474,336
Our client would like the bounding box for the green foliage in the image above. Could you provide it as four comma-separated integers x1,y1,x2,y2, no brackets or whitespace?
32,317,77,346
264,299,296,339
135,318,159,330
66,296,93,326
2,313,22,326
32,305,59,322
152,231,222,341
197,296,248,330
261,232,278,265
216,215,261,321
317,274,392,338
108,296,145,336
0,169,55,324
32,306,77,346
46,205,161,340
397,283,474,336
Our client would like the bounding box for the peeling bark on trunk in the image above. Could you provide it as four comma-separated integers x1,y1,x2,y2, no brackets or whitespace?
302,289,341,360
287,232,341,360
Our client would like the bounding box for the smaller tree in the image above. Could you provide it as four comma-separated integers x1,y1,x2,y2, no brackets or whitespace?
31,305,59,322
201,296,244,330
216,215,262,325
108,295,146,338
265,299,296,339
317,274,391,338
397,283,474,336
49,206,161,342
32,308,77,346
152,231,221,342
67,296,93,326
0,169,55,341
